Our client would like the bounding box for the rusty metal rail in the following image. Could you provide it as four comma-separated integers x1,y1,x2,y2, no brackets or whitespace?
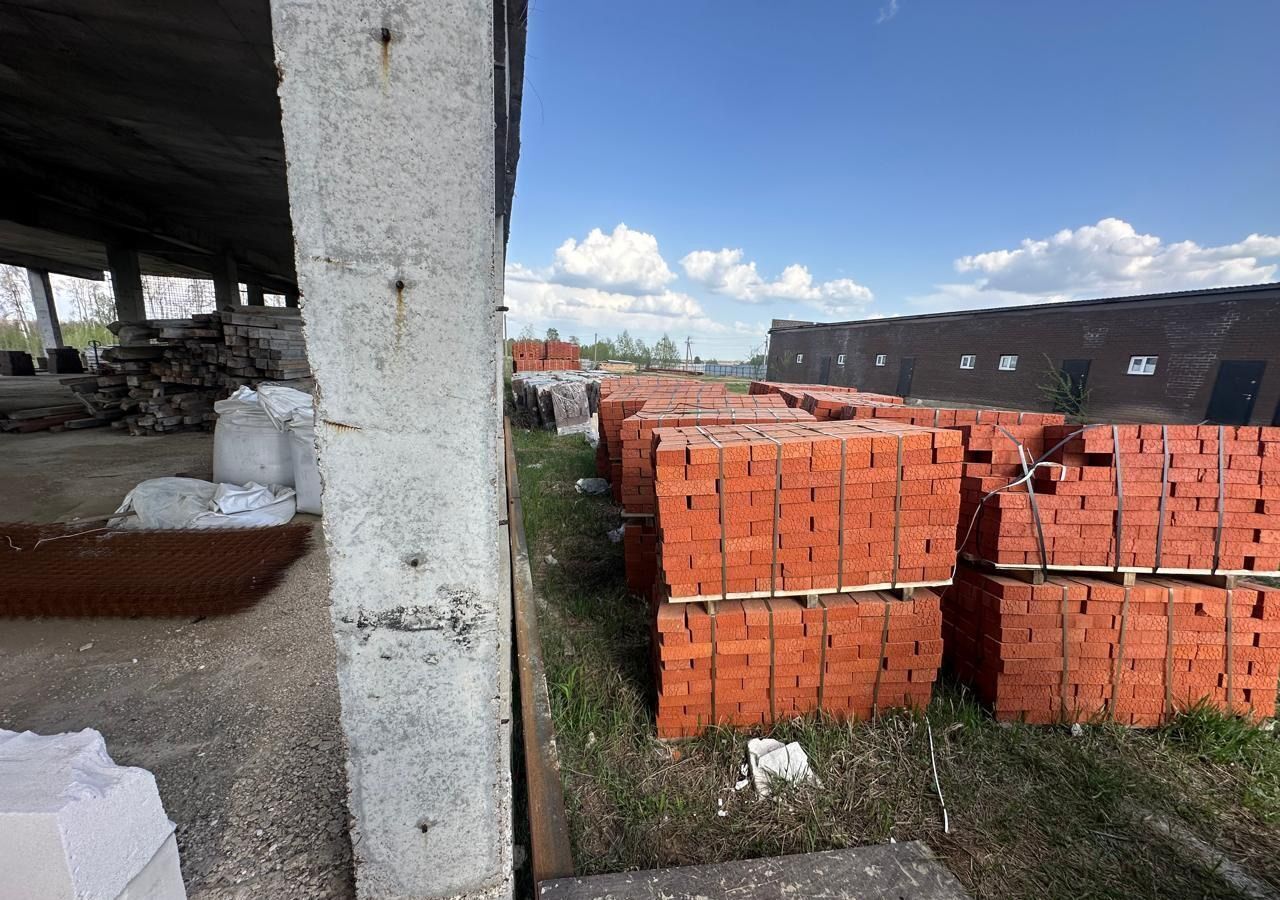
504,420,575,883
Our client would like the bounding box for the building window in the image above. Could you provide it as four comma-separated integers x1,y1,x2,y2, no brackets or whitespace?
836,354,846,365
875,354,886,367
795,353,804,363
1128,355,1158,376
998,355,1018,371
960,354,975,370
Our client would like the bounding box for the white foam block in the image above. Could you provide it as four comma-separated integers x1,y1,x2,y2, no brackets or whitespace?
0,728,186,900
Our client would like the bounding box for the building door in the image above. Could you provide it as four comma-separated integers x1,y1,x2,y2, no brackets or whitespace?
819,356,832,385
1205,360,1265,425
896,357,915,397
1056,359,1091,413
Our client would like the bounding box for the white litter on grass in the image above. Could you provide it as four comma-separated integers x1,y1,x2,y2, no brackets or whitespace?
607,526,625,543
745,738,820,798
575,477,610,495
1070,723,1084,737
716,798,727,817
545,554,558,566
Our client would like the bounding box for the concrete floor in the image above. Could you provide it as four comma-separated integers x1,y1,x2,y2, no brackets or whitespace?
0,413,355,897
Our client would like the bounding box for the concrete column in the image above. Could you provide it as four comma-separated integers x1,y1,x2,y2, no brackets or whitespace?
245,284,266,306
284,287,300,309
270,3,509,899
105,245,146,323
211,250,240,309
25,269,63,350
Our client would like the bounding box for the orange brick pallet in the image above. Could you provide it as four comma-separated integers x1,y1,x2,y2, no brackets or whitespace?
654,590,943,739
943,564,1280,726
652,420,962,602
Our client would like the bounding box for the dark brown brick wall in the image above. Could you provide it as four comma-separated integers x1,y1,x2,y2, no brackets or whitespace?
766,285,1280,424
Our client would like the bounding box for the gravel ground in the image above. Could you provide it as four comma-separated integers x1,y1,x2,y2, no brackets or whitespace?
0,426,355,898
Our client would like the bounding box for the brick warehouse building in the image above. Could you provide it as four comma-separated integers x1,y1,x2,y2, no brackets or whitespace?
766,282,1280,425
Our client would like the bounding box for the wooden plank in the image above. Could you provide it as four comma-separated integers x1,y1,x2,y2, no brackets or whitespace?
6,404,86,421
663,578,952,605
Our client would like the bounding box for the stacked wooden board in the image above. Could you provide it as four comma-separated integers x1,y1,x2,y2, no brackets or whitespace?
654,590,944,738
942,566,1280,725
652,420,962,602
219,308,311,387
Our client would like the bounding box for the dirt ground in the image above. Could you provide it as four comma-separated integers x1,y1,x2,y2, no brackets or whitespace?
0,420,354,898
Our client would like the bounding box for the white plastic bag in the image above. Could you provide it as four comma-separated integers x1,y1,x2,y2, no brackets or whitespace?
288,420,322,515
212,387,294,486
112,477,296,529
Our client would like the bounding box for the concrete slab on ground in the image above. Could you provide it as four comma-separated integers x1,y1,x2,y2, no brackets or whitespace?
0,427,354,898
538,842,970,900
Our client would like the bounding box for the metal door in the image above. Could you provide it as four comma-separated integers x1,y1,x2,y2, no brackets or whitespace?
1205,360,1265,425
896,357,915,397
1056,359,1091,413
819,356,832,385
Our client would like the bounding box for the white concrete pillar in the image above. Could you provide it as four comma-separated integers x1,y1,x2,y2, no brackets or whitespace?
106,245,146,323
245,284,266,306
270,3,510,898
211,251,240,310
25,268,63,351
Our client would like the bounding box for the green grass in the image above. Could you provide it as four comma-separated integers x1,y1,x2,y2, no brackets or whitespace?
513,424,1280,899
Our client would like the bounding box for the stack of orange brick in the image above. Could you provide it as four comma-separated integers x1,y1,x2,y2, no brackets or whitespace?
652,420,962,601
942,565,1280,725
839,402,1063,429
598,382,728,492
748,381,839,398
510,338,580,372
654,590,944,737
963,424,1280,573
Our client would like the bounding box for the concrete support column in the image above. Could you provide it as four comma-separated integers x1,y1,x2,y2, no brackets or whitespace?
245,284,266,306
25,268,63,351
106,245,146,323
271,3,509,899
211,250,240,310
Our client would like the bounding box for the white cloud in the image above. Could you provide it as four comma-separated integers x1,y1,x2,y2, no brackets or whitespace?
550,223,676,294
876,0,900,23
680,248,873,316
911,218,1280,312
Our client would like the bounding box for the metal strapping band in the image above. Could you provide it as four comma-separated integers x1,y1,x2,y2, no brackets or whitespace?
1164,586,1175,721
1213,425,1226,574
933,408,940,427
696,427,729,601
1060,583,1071,721
1225,587,1235,713
837,437,847,592
709,609,718,724
765,600,778,723
1112,425,1125,573
872,600,891,716
817,599,829,711
892,433,904,588
1112,584,1131,721
1154,425,1170,571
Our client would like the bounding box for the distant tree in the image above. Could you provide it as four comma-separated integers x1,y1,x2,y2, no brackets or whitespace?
545,327,560,341
693,355,703,364
568,335,580,345
615,330,637,361
748,353,766,366
517,323,536,340
704,358,717,365
653,334,681,366
634,339,652,367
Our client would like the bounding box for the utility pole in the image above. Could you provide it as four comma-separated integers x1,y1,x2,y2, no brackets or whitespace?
593,332,598,366
685,336,693,371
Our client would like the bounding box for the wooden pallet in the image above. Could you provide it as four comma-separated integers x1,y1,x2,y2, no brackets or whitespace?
959,553,1275,588
663,578,953,613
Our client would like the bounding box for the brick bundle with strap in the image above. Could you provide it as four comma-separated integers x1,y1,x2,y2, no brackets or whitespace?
942,566,1280,725
652,420,962,602
654,590,943,738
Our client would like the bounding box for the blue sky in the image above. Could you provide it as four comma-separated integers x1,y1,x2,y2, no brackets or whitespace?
505,1,1280,359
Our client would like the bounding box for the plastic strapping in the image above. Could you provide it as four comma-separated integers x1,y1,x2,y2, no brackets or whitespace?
837,438,847,592
1016,435,1051,577
766,599,777,723
892,433,904,588
817,599,829,711
1225,587,1235,713
1154,425,1170,571
1059,583,1071,720
872,600,891,715
709,609,718,724
1112,425,1125,573
1213,425,1226,574
696,426,729,601
1112,584,1131,721
1164,586,1175,721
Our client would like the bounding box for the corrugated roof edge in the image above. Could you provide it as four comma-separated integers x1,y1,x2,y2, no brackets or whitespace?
768,281,1280,333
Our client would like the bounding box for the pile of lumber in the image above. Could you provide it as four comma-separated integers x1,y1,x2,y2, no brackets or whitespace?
0,403,108,433
942,566,1280,725
652,420,962,602
654,590,943,738
219,308,310,387
511,338,580,372
962,424,1280,574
